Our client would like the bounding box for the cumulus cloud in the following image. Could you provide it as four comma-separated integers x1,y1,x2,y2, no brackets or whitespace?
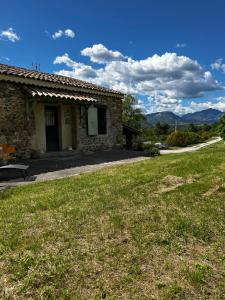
143,92,191,115
133,99,145,110
176,43,187,48
64,29,75,38
81,44,126,64
190,98,225,112
54,53,97,78
52,30,64,39
52,29,75,40
53,45,224,114
211,58,225,73
0,28,20,42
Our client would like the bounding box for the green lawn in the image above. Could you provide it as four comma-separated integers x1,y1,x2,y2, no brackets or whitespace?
0,144,225,299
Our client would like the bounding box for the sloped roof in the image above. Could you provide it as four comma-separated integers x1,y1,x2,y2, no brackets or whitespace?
0,63,123,97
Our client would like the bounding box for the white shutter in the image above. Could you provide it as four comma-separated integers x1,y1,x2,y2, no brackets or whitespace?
87,106,98,135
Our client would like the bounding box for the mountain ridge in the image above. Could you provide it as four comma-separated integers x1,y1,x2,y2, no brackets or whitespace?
145,108,224,126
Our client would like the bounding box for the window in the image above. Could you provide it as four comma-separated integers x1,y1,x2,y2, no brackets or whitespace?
98,107,107,134
87,106,98,135
87,106,107,136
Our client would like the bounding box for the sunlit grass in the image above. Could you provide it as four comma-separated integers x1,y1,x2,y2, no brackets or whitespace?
0,143,225,299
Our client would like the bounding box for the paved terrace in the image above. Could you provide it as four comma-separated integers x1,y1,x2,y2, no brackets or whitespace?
0,150,149,188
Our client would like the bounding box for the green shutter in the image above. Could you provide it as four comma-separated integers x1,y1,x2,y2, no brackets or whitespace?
88,106,98,135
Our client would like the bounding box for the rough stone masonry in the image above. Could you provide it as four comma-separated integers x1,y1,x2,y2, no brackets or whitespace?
0,81,123,158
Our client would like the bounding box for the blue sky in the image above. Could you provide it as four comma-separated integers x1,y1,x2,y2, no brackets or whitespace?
1,0,225,115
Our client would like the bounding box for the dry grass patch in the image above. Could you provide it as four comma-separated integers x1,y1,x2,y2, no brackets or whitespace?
158,174,200,193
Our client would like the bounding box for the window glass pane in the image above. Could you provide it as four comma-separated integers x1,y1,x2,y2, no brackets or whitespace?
98,107,107,134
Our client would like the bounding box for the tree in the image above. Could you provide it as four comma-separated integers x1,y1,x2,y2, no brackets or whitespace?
187,123,198,133
142,128,157,143
122,95,145,129
154,122,170,136
202,124,212,132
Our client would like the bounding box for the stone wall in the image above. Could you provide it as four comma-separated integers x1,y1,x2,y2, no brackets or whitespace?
0,80,123,158
77,95,123,152
0,81,35,158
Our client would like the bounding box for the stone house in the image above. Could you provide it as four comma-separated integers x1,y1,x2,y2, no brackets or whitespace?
0,64,124,158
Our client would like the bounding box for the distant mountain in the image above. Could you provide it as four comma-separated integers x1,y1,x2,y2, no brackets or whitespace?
145,108,224,126
145,111,183,126
181,108,224,124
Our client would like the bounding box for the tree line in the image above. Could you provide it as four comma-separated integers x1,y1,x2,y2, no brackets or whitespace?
122,95,224,148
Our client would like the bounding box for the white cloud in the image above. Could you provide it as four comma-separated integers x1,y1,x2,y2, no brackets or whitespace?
211,58,225,73
64,29,75,38
52,30,64,40
54,53,97,78
190,98,225,112
176,43,187,48
52,29,75,40
0,28,20,42
53,46,224,114
143,92,191,115
133,99,145,110
81,44,126,64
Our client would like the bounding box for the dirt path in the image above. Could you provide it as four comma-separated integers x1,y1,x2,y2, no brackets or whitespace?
160,137,222,155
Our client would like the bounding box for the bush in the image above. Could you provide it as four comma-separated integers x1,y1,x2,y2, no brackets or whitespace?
143,144,160,156
166,131,188,147
166,131,201,147
187,132,201,145
199,131,210,142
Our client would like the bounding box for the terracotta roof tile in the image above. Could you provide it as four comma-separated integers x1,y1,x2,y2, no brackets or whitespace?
0,63,123,96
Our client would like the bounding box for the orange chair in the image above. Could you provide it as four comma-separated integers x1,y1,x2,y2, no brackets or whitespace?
0,144,16,163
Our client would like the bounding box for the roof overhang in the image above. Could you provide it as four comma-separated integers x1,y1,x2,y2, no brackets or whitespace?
23,86,98,103
0,74,124,99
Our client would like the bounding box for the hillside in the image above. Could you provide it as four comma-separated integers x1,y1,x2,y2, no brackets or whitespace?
181,108,224,124
145,108,224,126
0,143,224,299
145,111,183,125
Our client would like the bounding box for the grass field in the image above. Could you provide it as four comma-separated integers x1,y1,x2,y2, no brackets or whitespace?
0,143,225,299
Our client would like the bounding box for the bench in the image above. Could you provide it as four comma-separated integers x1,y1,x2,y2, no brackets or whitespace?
0,164,29,180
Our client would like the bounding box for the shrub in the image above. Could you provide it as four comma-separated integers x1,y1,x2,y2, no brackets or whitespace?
199,131,210,142
166,131,201,147
166,131,188,147
143,144,160,156
186,132,201,145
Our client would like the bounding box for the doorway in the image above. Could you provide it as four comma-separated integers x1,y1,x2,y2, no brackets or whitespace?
45,106,60,151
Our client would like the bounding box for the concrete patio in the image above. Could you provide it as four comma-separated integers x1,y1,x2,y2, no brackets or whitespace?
0,149,149,188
